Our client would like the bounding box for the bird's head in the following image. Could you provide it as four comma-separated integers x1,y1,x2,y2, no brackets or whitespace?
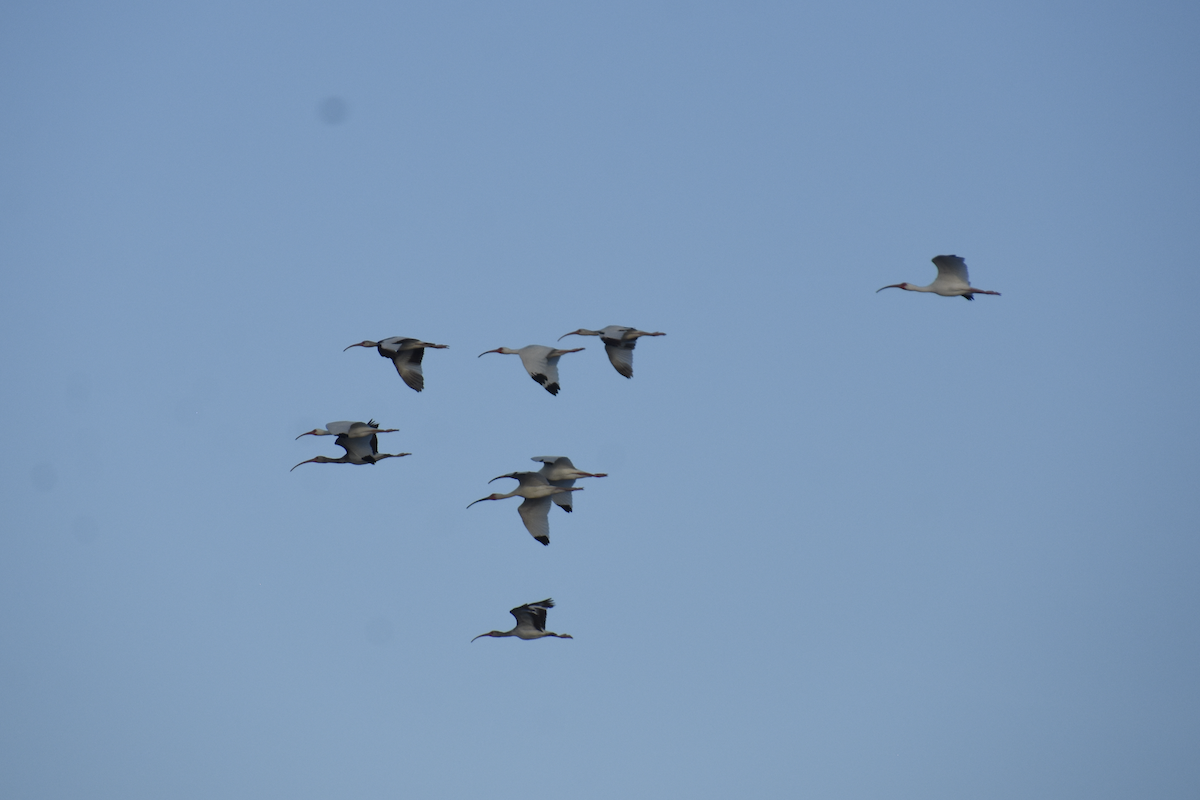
554,633,574,639
343,340,377,351
557,329,594,341
876,283,910,293
295,429,324,439
477,347,509,357
471,631,503,642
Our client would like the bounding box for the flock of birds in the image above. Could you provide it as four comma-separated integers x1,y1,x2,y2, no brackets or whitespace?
292,256,1000,641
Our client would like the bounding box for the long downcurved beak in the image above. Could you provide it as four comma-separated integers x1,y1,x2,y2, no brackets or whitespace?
488,473,518,484
295,430,318,440
343,341,371,351
876,284,905,293
466,497,490,509
470,633,489,642
557,331,580,341
290,459,317,472
478,349,500,357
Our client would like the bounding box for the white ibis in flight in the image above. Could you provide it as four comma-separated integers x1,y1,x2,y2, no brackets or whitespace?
477,345,584,395
471,598,573,642
558,326,665,378
292,420,410,471
344,336,449,392
466,471,582,545
877,255,1001,301
532,455,607,513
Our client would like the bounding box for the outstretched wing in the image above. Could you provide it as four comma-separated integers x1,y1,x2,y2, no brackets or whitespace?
390,349,426,392
517,495,554,545
931,255,970,291
511,598,554,632
519,347,561,394
602,339,636,378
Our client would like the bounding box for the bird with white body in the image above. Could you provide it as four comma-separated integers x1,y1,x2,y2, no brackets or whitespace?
291,420,410,471
877,255,1000,301
477,344,584,395
532,455,607,513
558,325,665,378
344,336,449,392
466,471,582,545
471,598,572,642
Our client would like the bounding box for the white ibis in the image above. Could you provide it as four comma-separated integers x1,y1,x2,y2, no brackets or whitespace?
532,455,607,513
877,255,1001,301
292,420,410,471
294,419,397,439
466,471,582,545
558,326,665,378
471,598,572,642
344,337,449,392
477,345,584,395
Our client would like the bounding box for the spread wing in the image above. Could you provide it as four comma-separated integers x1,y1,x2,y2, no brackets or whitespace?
519,347,560,395
602,339,636,378
549,479,576,511
390,349,426,392
931,255,970,291
511,599,553,632
336,434,377,461
517,495,554,545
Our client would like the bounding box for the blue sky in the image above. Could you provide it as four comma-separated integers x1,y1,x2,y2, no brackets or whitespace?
2,2,1199,798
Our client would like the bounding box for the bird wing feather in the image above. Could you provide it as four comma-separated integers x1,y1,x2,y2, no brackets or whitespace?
549,477,576,510
511,599,552,632
390,351,426,392
602,340,636,378
931,255,970,290
517,495,554,544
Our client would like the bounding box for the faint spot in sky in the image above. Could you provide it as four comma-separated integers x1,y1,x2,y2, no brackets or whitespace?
71,515,99,544
31,462,57,491
364,617,394,646
318,96,349,125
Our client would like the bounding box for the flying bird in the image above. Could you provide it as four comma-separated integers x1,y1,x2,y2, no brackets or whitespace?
558,325,665,378
294,419,397,439
471,598,573,642
532,455,607,513
344,336,449,392
292,420,409,470
876,255,1000,301
466,471,582,545
477,345,584,395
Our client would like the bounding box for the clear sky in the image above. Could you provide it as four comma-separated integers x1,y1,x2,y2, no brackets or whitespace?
2,2,1199,798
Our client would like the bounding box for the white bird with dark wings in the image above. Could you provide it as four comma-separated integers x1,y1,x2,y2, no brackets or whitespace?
476,344,584,395
558,325,665,378
466,471,581,545
291,420,410,470
877,255,1001,301
532,455,607,513
344,336,449,392
471,598,573,642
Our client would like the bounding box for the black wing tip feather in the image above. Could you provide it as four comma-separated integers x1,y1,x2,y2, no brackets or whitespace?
535,536,550,546
561,506,572,513
544,383,560,395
